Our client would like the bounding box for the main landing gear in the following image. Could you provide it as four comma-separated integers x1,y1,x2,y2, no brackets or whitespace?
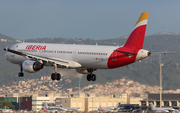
51,64,61,81
18,65,24,77
51,73,61,80
87,74,96,81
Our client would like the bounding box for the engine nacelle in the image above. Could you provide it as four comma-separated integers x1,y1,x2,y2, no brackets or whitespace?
76,68,94,74
22,60,43,73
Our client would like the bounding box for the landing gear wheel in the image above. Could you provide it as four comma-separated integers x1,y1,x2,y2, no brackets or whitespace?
86,74,97,81
51,73,56,80
51,64,61,81
87,74,92,81
91,74,96,81
18,72,24,77
51,73,61,80
56,73,61,80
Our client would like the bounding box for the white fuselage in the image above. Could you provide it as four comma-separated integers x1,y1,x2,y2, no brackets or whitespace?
5,41,150,74
5,43,118,69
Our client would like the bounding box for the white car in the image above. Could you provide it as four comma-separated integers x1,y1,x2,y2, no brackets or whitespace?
0,109,13,112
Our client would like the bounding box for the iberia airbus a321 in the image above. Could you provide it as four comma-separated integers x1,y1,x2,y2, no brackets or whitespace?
4,12,152,81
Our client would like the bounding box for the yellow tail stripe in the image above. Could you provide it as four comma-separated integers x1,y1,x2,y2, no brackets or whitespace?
135,12,149,26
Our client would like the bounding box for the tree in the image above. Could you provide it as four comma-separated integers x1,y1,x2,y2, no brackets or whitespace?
0,101,3,108
4,101,12,108
0,101,12,109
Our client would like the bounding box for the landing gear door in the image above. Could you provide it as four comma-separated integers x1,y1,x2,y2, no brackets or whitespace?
112,51,117,61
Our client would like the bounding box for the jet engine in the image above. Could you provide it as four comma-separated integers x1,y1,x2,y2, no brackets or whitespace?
76,68,94,74
22,60,43,73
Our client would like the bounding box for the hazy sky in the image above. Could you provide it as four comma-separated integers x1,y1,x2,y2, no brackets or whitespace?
0,1,180,40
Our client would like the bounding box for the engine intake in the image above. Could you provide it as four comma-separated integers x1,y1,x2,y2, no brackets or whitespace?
22,60,43,73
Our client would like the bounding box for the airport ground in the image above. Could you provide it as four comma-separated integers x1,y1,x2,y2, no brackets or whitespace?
0,111,180,113
2,93,180,113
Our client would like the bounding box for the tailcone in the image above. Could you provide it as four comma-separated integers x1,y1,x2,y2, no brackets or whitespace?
135,49,150,61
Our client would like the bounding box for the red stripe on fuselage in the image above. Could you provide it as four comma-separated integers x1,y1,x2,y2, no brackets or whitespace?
107,48,138,69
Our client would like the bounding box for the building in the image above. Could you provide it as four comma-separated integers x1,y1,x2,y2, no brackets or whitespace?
55,94,142,112
0,93,142,112
85,97,127,112
58,97,85,111
0,96,32,110
140,93,180,110
22,97,32,110
32,96,50,111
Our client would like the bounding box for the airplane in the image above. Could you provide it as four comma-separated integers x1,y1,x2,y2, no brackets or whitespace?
4,12,159,81
42,102,80,112
149,102,175,112
59,104,80,111
97,102,121,112
43,108,62,113
42,102,70,112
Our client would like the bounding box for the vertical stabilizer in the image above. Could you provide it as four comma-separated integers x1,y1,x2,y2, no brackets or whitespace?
115,102,121,109
98,105,103,111
42,102,49,110
60,104,63,107
123,12,149,49
149,102,156,110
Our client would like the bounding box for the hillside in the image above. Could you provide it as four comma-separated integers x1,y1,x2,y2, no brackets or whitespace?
1,32,180,90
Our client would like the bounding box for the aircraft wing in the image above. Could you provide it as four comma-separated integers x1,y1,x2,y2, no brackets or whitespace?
99,107,116,112
155,110,169,112
4,48,82,68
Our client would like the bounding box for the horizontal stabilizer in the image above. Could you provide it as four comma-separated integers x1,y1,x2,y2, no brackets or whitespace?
151,51,175,55
114,50,137,55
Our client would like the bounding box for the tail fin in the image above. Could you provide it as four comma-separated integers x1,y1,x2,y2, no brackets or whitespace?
42,102,49,110
98,105,102,111
60,104,63,107
123,12,149,49
149,102,156,110
115,102,121,109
